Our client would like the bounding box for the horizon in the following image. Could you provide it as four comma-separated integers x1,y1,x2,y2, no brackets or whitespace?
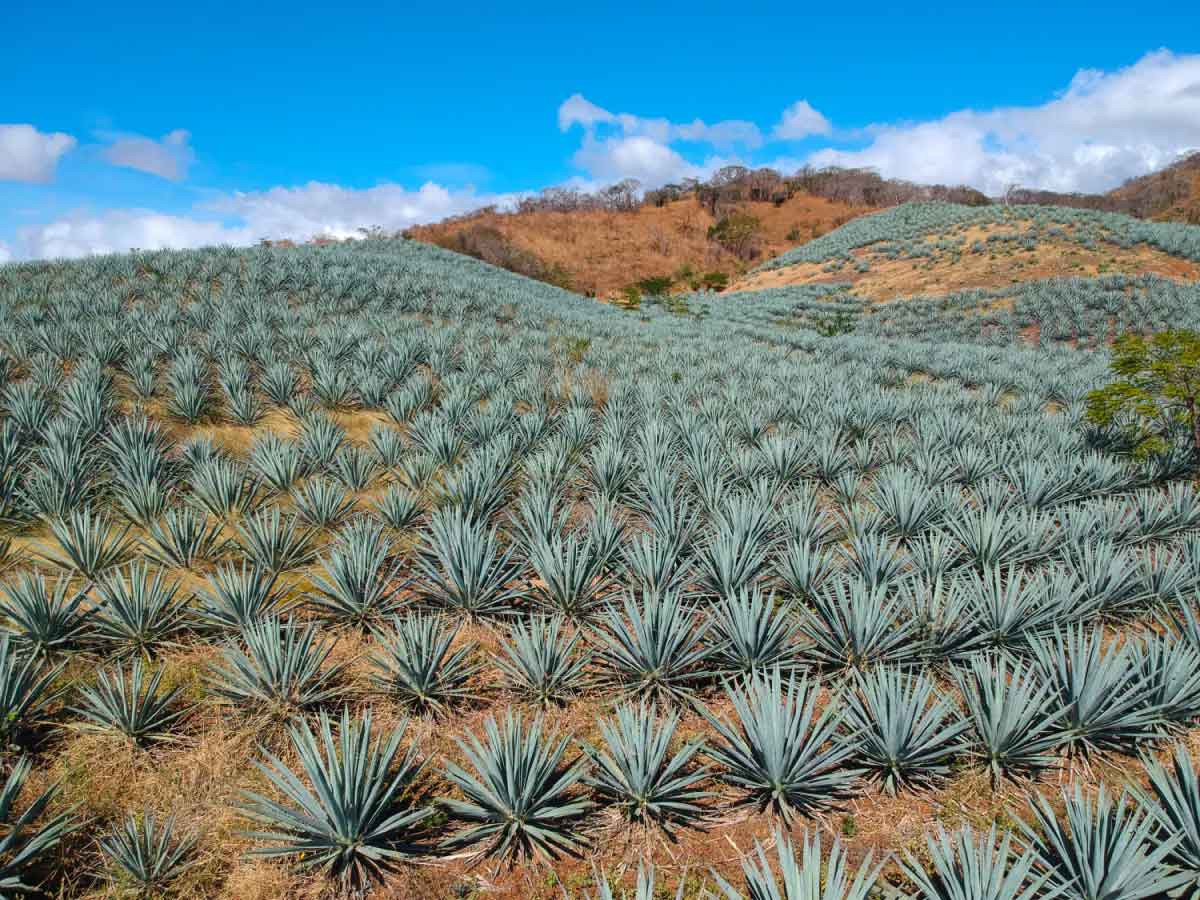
3,0,1199,261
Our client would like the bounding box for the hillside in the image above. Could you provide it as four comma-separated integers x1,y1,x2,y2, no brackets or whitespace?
405,192,870,298
0,208,1199,898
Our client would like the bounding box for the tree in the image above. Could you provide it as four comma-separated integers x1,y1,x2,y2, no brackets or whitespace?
1086,329,1200,459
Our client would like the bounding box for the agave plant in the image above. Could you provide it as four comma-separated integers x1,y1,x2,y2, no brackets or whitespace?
209,617,345,716
844,666,970,794
496,615,590,705
583,701,711,834
441,710,592,863
240,708,430,887
248,432,305,494
0,636,65,744
188,456,262,520
1137,633,1200,729
0,756,78,895
954,653,1067,786
527,531,614,621
368,614,481,714
195,561,287,631
593,589,712,705
142,506,228,570
98,810,199,896
707,586,803,676
290,477,357,528
1132,744,1200,892
703,668,859,822
1030,625,1163,755
895,824,1050,900
306,519,403,627
72,658,190,745
799,579,919,672
1018,785,1192,900
370,484,422,531
0,570,91,656
39,507,135,581
92,562,192,657
235,507,320,573
710,825,881,900
415,508,524,619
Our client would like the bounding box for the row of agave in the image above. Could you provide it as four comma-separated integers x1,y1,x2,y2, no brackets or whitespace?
0,233,1197,896
7,645,1200,899
761,201,1200,270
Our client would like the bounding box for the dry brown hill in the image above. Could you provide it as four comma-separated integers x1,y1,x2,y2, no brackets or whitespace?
405,193,870,299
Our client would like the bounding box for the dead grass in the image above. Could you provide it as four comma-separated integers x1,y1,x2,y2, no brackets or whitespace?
407,196,871,299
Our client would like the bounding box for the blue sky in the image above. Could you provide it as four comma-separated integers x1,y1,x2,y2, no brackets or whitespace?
2,0,1198,259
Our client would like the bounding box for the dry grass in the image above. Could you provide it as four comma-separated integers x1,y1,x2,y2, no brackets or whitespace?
406,196,871,299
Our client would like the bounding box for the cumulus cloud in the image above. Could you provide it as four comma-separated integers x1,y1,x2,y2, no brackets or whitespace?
0,241,11,264
101,129,195,181
772,100,832,140
809,49,1200,195
9,181,513,260
558,94,766,188
0,124,77,183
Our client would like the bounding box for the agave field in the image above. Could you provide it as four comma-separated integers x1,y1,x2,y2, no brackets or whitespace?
0,209,1199,897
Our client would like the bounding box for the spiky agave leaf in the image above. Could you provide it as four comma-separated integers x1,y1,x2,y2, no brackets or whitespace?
593,589,712,705
954,654,1067,787
38,507,135,582
844,666,970,795
799,578,919,672
0,756,78,895
496,615,590,705
209,617,345,716
370,483,422,531
71,657,190,745
1131,744,1200,892
415,507,523,620
0,636,65,745
441,710,592,864
92,562,192,658
0,569,91,656
583,701,711,834
1018,784,1193,900
702,668,859,823
235,506,320,574
1030,625,1164,756
527,531,614,622
710,825,881,900
707,586,803,676
195,561,286,632
306,518,403,627
98,809,199,896
368,613,481,715
895,823,1050,900
240,707,430,887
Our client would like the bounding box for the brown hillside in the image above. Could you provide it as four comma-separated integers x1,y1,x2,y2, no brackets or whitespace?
732,221,1200,301
406,194,870,298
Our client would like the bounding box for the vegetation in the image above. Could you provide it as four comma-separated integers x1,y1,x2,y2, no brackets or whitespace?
0,206,1196,895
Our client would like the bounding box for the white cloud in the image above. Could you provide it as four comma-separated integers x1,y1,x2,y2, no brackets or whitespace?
571,135,703,187
101,129,195,181
558,94,762,150
0,241,11,264
809,49,1200,194
10,181,513,260
0,124,77,183
772,100,832,140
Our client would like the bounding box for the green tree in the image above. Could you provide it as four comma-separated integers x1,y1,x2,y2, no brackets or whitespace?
1086,329,1200,459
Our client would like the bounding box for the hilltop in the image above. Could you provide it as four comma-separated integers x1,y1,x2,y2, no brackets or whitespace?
406,154,1200,301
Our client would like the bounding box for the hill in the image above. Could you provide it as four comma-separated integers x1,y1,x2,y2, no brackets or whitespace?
405,191,871,298
0,209,1199,897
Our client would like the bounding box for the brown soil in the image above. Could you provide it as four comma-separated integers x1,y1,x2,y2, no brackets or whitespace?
407,195,871,299
732,222,1200,302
